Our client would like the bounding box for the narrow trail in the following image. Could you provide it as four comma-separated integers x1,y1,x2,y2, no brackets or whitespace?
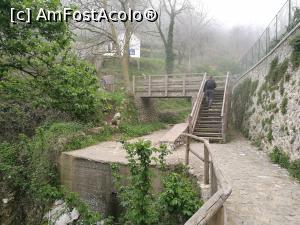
207,134,300,225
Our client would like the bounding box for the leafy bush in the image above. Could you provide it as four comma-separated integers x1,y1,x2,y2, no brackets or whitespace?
0,123,102,225
158,172,203,224
112,140,169,225
288,160,300,181
112,141,202,225
269,146,290,169
42,56,100,121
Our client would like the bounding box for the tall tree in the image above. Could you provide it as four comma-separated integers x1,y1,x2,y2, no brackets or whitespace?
72,0,145,91
149,0,189,74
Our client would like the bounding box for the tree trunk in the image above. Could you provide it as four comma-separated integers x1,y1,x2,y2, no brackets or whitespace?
121,28,131,92
165,15,175,74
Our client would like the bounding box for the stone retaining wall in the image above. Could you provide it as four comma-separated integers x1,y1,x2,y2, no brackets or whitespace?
232,28,300,160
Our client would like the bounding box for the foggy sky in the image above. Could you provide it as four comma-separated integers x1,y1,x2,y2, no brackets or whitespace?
201,0,286,28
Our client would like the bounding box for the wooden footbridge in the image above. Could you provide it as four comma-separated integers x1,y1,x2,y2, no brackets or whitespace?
133,73,231,142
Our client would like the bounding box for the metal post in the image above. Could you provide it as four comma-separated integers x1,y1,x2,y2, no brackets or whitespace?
275,15,278,41
289,0,292,28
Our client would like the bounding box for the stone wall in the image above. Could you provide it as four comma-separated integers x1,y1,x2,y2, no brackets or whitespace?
232,28,300,160
134,97,158,122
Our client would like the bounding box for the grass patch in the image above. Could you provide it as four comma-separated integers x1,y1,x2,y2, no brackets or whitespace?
269,146,290,169
119,121,166,138
268,147,300,182
155,98,191,124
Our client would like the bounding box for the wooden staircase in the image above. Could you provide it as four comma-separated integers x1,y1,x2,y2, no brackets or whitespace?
189,74,230,143
193,88,224,141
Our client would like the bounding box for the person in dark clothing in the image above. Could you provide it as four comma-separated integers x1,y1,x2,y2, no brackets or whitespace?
203,76,217,109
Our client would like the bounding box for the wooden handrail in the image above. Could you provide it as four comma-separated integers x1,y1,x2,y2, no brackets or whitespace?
189,73,207,133
182,133,232,225
221,72,230,142
221,72,229,118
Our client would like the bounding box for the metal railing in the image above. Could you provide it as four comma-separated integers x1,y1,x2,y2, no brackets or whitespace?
240,0,300,72
183,133,232,225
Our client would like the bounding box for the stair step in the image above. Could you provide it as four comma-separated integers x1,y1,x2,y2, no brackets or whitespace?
193,132,222,137
201,113,221,116
194,128,222,133
199,117,222,120
196,124,222,128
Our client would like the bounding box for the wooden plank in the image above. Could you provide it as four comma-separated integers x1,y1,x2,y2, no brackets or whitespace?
165,75,168,96
183,74,186,95
184,191,226,225
204,144,209,185
148,76,151,96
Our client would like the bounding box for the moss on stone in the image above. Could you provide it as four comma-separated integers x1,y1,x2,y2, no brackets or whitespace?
280,95,288,114
290,32,300,69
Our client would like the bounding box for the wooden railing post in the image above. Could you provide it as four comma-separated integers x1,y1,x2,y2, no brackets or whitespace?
183,74,186,96
204,144,209,185
148,76,151,96
185,135,190,165
165,74,168,96
210,162,218,196
132,75,136,94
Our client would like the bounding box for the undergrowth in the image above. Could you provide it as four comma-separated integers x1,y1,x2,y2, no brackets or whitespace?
269,146,300,182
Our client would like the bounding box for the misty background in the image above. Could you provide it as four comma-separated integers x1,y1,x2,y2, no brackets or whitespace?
68,0,287,76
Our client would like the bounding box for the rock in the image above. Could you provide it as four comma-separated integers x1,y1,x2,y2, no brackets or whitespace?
111,112,121,126
70,208,79,220
113,112,121,120
44,201,80,225
54,200,64,206
55,213,73,225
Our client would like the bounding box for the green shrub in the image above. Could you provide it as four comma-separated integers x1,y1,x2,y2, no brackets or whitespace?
0,122,105,224
288,160,300,181
158,172,203,224
269,146,290,169
265,57,289,87
112,141,202,225
112,140,168,225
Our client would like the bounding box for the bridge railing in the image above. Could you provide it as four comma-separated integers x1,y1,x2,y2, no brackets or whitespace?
133,73,205,97
221,73,230,142
189,73,207,133
240,0,300,72
183,133,232,225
